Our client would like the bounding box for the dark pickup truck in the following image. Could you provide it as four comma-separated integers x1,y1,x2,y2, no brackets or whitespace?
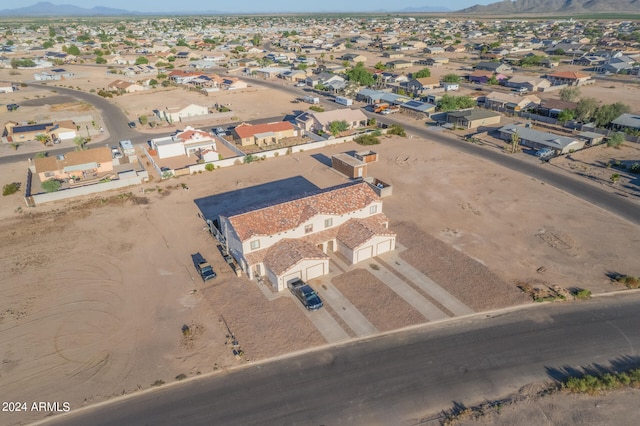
190,252,217,282
288,279,323,310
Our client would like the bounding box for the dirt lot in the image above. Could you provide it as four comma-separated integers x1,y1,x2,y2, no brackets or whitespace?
2,61,640,424
445,385,640,426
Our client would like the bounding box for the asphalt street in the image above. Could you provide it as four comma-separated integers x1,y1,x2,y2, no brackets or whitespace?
42,293,640,426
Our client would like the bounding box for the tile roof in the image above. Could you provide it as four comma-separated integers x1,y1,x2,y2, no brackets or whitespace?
234,121,294,139
228,182,380,241
262,239,328,275
337,214,394,250
176,129,213,142
548,71,590,79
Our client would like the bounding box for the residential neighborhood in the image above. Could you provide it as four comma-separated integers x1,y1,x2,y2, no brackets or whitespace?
1,7,640,426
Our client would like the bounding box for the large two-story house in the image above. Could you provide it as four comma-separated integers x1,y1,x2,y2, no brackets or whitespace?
218,181,396,291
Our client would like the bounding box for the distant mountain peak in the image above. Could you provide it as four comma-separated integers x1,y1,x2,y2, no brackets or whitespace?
459,0,640,15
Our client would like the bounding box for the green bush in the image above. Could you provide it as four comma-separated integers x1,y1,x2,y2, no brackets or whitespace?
629,162,640,174
243,154,258,164
387,124,406,137
41,180,61,193
573,289,592,300
205,163,215,172
616,275,640,289
564,368,640,395
354,134,380,145
3,182,20,196
309,105,324,112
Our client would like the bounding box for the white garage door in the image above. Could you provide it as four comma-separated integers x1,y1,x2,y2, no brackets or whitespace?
306,263,325,280
376,240,392,255
356,245,373,263
57,131,76,140
283,271,302,285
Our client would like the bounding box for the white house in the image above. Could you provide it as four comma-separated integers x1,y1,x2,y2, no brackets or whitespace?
218,181,396,291
151,126,219,159
295,108,368,133
162,103,208,123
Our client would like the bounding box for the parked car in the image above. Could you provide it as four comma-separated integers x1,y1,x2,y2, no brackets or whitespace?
111,146,123,159
535,148,555,158
6,103,19,111
214,127,226,135
127,121,136,128
288,279,323,310
295,82,307,87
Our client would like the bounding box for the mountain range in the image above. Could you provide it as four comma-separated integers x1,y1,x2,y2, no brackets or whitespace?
460,0,640,14
0,2,450,16
0,1,638,16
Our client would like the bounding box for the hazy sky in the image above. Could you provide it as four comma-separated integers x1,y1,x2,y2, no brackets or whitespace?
24,1,497,13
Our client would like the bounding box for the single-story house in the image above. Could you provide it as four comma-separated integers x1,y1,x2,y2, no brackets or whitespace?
218,181,396,291
34,147,113,182
503,76,551,92
160,103,209,123
475,62,513,74
232,121,296,147
406,77,440,94
33,68,75,81
546,71,593,86
468,70,507,84
107,79,145,93
386,59,413,70
294,109,368,133
150,126,219,159
341,53,367,63
611,113,640,132
4,120,76,143
446,109,502,129
483,91,541,112
498,123,586,154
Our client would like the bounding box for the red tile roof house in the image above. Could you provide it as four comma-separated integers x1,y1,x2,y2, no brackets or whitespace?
218,181,396,291
546,71,593,87
150,126,218,159
231,121,296,147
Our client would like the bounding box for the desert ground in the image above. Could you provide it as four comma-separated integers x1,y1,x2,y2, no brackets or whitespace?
1,60,640,425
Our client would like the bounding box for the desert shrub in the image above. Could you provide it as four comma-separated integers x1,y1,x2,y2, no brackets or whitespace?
354,134,380,145
573,289,592,299
309,105,324,112
616,275,640,289
607,132,625,149
243,154,257,164
387,124,406,137
3,182,20,196
629,162,640,174
205,163,214,172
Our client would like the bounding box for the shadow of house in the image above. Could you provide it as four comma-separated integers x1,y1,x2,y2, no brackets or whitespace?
311,153,332,167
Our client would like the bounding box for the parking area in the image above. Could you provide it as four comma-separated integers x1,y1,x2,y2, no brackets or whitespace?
278,242,475,343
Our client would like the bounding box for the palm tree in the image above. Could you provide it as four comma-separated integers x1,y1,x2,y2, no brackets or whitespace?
73,136,87,150
35,133,51,145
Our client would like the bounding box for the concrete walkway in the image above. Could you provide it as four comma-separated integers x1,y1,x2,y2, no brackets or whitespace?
320,281,379,337
302,306,351,343
367,258,450,322
379,248,474,316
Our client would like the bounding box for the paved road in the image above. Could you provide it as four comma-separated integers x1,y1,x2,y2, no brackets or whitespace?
43,292,640,426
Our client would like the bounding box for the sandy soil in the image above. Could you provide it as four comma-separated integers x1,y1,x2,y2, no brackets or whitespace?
448,386,640,426
2,63,640,424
